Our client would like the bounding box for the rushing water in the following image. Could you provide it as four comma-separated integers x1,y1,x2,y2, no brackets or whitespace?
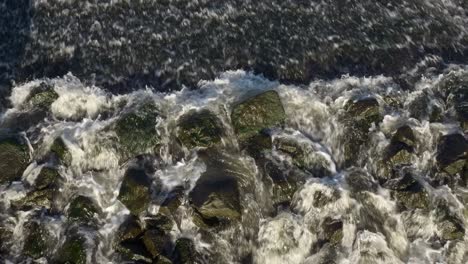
0,64,467,263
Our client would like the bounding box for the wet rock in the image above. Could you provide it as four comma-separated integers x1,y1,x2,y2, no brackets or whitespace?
342,96,382,165
346,168,378,193
142,228,172,259
177,109,224,149
257,157,299,207
68,196,99,224
318,218,343,247
23,221,50,259
115,101,161,161
436,133,467,176
0,137,29,184
25,83,59,111
34,167,61,190
435,202,465,241
156,255,173,264
312,189,339,208
407,91,444,122
245,132,272,159
377,125,416,182
438,71,468,128
118,168,152,215
159,186,184,215
50,137,72,166
384,173,429,211
231,90,286,146
189,151,245,227
146,214,174,234
274,137,334,177
115,216,152,263
173,237,199,264
0,226,12,255
56,233,87,264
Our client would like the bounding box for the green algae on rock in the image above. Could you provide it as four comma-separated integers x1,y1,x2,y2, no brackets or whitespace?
0,137,29,184
50,137,72,166
56,233,87,264
177,109,224,149
23,221,50,259
436,133,467,176
118,168,152,215
68,196,99,224
173,238,199,264
26,83,59,111
231,90,286,146
115,101,161,161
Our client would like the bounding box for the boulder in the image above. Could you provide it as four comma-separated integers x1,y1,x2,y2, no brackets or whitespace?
407,91,443,122
25,83,59,111
115,101,161,161
0,137,29,184
436,133,467,176
23,221,50,259
118,168,152,215
142,228,172,259
189,151,246,227
50,137,72,166
384,173,429,211
435,205,465,241
312,189,340,208
56,233,87,264
173,238,199,264
68,196,99,225
34,167,61,190
318,218,343,247
377,125,416,183
177,109,224,149
114,216,152,263
231,90,286,146
342,96,382,165
346,168,378,194
245,132,273,159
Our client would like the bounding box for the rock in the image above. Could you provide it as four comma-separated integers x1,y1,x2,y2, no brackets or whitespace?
189,151,246,227
173,238,199,264
438,71,468,127
159,186,184,215
342,96,382,165
177,109,224,149
346,168,378,194
407,91,443,122
436,133,467,176
50,137,72,166
25,83,59,111
118,168,152,215
318,218,343,247
68,196,99,224
312,189,339,208
384,173,429,211
274,137,334,177
34,167,61,190
142,228,172,259
56,233,87,264
155,255,173,264
0,137,29,184
115,101,161,161
0,226,12,255
377,125,416,183
12,189,54,211
115,216,152,263
245,132,272,159
231,90,286,146
23,221,50,259
435,202,465,241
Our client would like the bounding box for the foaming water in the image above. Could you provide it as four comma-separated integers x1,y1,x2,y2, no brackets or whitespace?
0,68,467,263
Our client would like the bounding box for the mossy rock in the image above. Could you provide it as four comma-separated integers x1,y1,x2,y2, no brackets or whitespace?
274,137,334,177
173,238,198,264
231,90,286,146
115,216,152,263
0,137,29,184
160,186,184,214
35,167,61,190
142,229,171,259
435,202,466,241
68,196,99,224
346,168,378,193
258,157,298,207
245,132,272,159
12,189,54,211
0,226,12,255
342,96,382,165
320,218,343,247
26,83,59,111
50,137,72,166
436,133,467,176
23,221,50,259
155,255,173,264
177,109,224,149
118,168,152,215
146,214,174,234
56,233,87,264
407,91,443,122
312,189,340,208
391,125,416,148
115,101,161,161
384,173,429,211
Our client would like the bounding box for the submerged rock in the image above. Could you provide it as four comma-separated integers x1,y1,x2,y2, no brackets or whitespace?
56,233,87,264
189,151,246,227
25,83,59,111
23,221,50,259
346,168,378,194
318,217,343,247
0,137,29,184
142,228,172,259
68,196,99,224
34,167,61,190
384,172,429,211
342,96,382,165
177,109,224,149
118,168,152,215
114,216,152,263
436,133,467,176
378,125,416,182
231,90,286,146
173,238,199,264
435,204,465,241
115,101,161,161
50,137,72,166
